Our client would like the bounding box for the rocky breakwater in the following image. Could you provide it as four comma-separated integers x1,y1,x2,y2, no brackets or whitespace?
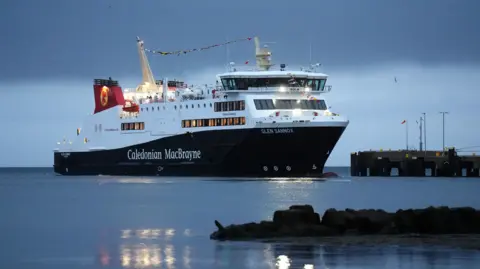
210,204,480,241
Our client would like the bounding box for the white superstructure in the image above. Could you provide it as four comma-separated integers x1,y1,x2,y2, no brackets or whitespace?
53,36,348,154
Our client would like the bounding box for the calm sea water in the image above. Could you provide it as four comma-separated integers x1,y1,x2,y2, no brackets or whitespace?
1,167,480,269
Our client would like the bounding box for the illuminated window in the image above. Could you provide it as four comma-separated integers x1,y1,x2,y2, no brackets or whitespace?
121,122,145,131
254,99,327,110
181,117,246,128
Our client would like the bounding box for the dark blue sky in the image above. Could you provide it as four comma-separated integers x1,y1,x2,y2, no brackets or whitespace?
1,0,480,166
2,0,479,82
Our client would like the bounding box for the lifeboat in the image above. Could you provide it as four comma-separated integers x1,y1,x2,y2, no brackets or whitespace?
122,99,140,113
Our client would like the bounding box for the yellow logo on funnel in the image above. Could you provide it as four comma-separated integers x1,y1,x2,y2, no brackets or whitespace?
100,86,110,107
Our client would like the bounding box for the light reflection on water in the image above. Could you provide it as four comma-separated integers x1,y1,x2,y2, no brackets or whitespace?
97,228,191,269
210,242,480,269
93,228,480,269
120,229,178,240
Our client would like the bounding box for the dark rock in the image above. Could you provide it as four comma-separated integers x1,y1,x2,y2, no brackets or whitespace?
209,204,480,241
353,209,394,234
321,208,393,234
393,206,480,234
273,205,320,227
321,208,356,233
214,220,224,231
289,204,315,213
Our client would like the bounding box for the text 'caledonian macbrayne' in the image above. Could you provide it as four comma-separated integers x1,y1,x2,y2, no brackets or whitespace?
127,148,202,161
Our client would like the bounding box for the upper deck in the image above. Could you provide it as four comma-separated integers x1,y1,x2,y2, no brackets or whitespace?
217,70,328,78
214,36,331,93
215,69,332,93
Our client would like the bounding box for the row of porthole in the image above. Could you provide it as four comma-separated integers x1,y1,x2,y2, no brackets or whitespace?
263,165,291,172
140,103,214,112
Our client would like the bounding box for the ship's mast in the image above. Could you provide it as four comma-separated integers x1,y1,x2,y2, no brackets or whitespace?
135,36,158,92
254,37,273,71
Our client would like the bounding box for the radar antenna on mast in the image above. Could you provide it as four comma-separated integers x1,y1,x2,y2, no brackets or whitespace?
135,36,158,92
254,37,273,71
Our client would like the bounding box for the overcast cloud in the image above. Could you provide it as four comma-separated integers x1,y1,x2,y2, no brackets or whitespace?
1,0,479,167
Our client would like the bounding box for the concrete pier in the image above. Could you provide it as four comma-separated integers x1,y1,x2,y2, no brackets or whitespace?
350,148,480,177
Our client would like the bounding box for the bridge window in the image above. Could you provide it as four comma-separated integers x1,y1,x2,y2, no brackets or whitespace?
254,99,275,110
221,77,327,91
254,99,327,110
182,117,246,128
214,101,245,112
221,78,237,90
121,122,145,131
235,78,248,90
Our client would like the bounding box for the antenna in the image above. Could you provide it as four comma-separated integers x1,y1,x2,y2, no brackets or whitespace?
309,40,312,65
225,35,230,72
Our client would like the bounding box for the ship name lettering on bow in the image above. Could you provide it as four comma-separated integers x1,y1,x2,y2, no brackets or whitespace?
127,148,202,161
261,128,294,134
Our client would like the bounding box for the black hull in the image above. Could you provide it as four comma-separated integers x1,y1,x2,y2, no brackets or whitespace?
54,126,346,177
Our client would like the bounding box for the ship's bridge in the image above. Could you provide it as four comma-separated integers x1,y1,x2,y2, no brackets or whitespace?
215,70,332,93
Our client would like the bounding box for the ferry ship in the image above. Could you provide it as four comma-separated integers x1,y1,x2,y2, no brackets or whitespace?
53,36,349,177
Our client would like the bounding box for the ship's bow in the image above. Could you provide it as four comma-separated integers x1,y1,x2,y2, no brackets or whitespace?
220,122,347,177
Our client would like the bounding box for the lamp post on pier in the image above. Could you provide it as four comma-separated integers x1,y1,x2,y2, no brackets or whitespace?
439,112,449,152
422,112,427,154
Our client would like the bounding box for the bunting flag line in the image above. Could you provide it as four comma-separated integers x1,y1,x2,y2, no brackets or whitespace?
144,37,253,56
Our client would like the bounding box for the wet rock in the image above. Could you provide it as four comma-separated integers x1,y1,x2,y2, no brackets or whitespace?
210,204,480,241
320,208,394,234
392,206,480,234
210,205,336,240
273,204,321,227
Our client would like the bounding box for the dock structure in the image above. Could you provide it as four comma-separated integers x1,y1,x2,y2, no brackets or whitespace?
350,148,480,177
